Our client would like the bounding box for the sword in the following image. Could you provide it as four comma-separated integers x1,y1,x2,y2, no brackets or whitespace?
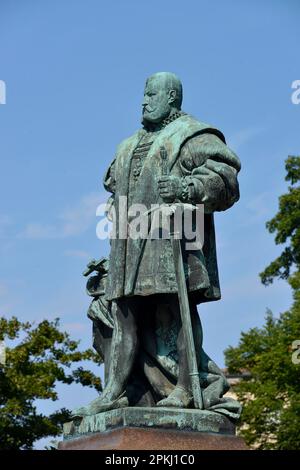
159,146,203,409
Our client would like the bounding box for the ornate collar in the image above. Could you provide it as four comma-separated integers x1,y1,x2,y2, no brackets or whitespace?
161,110,186,128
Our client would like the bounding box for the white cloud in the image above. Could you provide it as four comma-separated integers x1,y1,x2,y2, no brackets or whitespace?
58,193,103,237
0,281,7,296
235,187,281,230
0,215,13,237
227,125,266,151
64,249,91,259
241,191,272,226
19,192,108,240
20,223,60,240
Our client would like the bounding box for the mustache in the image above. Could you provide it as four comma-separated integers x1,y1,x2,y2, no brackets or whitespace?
143,106,154,113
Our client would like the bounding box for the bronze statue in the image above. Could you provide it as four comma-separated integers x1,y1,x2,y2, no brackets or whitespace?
72,72,242,421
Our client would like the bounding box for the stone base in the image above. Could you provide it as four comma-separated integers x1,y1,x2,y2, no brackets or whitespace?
58,407,247,450
58,427,247,450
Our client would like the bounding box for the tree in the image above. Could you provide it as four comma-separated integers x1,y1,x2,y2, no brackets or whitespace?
0,316,102,450
225,156,300,450
225,306,300,449
260,155,300,298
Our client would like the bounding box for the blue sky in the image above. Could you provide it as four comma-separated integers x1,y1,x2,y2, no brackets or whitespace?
0,0,299,446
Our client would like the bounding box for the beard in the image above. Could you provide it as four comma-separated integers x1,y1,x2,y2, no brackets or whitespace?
142,103,171,125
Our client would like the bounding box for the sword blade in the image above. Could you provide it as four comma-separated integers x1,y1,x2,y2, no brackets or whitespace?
171,232,203,409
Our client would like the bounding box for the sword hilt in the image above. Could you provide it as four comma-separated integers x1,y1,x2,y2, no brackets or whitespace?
160,146,169,176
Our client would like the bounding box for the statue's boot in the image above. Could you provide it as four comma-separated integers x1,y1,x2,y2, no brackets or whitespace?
71,392,129,418
156,385,192,408
71,299,138,417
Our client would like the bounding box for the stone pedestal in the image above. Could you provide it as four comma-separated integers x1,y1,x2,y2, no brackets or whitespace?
59,426,247,450
58,407,247,450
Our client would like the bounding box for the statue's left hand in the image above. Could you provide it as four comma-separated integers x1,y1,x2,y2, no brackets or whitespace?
157,175,182,202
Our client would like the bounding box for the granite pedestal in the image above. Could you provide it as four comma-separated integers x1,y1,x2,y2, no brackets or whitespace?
58,407,247,450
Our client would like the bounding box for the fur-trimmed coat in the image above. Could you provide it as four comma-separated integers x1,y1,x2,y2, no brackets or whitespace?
103,114,240,303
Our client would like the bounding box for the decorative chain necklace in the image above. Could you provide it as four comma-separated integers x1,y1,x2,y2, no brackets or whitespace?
131,111,186,181
161,110,186,128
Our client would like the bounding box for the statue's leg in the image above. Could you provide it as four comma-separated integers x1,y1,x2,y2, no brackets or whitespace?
100,297,139,400
71,297,139,416
156,296,203,408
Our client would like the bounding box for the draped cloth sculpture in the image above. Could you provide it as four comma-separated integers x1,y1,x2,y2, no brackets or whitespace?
86,263,242,420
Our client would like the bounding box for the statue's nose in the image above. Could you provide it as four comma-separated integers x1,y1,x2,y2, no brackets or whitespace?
142,96,149,107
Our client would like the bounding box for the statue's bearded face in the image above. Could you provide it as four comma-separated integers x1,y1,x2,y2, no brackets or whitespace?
142,78,172,124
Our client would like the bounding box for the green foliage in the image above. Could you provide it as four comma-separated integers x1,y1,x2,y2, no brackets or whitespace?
225,156,300,449
0,317,102,450
225,305,300,449
260,156,300,296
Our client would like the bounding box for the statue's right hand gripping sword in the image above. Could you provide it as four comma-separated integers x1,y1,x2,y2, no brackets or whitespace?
160,146,169,177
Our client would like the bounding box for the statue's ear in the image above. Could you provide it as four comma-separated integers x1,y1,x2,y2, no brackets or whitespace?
168,89,176,104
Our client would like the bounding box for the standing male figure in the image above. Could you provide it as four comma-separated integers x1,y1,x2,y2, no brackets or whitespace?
73,72,241,417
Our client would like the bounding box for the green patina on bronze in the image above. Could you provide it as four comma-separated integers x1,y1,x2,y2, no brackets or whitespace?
64,407,236,439
69,72,242,431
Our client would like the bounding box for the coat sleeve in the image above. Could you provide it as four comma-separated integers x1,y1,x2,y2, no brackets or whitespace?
178,133,241,213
